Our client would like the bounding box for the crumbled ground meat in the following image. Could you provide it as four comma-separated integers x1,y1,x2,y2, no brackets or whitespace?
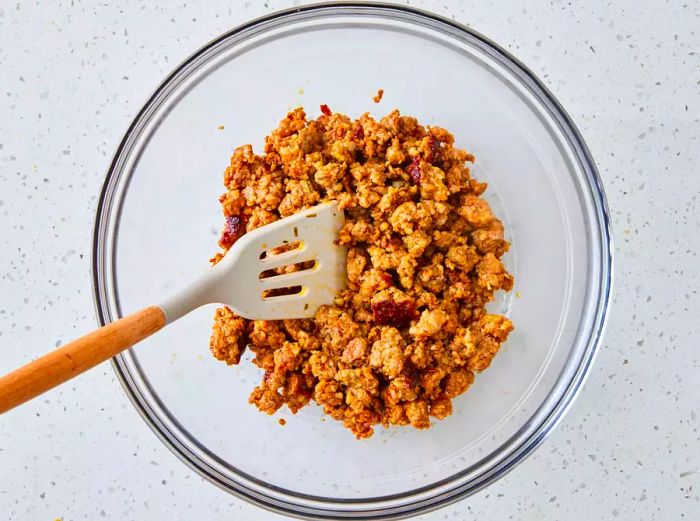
209,107,514,438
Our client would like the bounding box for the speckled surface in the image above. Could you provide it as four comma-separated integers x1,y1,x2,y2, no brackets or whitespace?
0,1,698,519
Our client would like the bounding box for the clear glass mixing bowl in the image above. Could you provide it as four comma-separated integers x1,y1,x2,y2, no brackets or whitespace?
92,3,613,519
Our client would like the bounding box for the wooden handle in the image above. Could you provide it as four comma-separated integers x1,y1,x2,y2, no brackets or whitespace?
0,306,166,414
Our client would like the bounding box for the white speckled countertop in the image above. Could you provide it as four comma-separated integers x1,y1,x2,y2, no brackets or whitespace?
1,1,698,519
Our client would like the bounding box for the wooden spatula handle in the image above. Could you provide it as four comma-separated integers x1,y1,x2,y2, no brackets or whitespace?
0,306,166,414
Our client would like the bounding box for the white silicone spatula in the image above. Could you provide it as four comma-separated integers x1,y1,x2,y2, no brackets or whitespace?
0,202,346,413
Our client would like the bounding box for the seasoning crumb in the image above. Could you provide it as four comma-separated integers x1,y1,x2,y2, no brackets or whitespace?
217,124,225,130
372,88,384,103
515,291,522,298
297,88,305,95
278,418,286,426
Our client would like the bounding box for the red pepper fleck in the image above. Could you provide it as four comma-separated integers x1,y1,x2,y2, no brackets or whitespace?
263,369,274,384
220,214,247,248
407,156,421,184
425,135,439,163
378,272,394,287
353,125,364,139
320,104,332,116
372,299,416,327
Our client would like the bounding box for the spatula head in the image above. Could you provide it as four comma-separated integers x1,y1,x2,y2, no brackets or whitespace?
215,202,347,320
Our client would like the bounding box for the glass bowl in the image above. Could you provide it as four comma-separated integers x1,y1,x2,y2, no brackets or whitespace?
92,3,612,519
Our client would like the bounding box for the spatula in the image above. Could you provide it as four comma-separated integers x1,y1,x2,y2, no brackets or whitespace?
0,202,346,413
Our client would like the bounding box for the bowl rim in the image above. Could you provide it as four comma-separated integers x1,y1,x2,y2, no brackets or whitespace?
91,2,614,519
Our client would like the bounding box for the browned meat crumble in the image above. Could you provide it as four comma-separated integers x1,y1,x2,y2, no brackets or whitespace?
209,106,514,438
